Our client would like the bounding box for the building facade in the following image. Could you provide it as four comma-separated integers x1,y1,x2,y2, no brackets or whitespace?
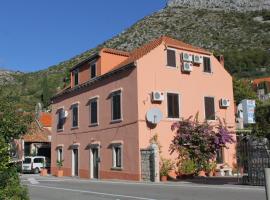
51,36,236,180
253,77,270,101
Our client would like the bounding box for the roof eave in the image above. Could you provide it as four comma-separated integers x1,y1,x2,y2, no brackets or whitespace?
52,62,136,101
69,53,100,72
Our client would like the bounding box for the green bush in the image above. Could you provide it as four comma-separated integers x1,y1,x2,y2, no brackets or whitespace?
179,160,196,174
253,103,270,139
0,167,29,200
160,158,174,176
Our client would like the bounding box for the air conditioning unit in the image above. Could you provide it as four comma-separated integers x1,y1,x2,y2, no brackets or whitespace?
182,62,193,72
182,52,193,62
220,98,230,108
193,55,203,64
152,91,165,102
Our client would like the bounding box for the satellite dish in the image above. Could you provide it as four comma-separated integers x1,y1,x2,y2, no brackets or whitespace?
146,108,163,124
35,103,42,119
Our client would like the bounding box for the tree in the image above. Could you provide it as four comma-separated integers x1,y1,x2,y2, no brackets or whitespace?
170,115,235,171
41,76,53,109
0,95,32,200
253,102,270,139
233,78,257,105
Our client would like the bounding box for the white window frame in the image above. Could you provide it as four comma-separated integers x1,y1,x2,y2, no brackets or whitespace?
89,144,100,179
166,92,181,120
57,148,64,162
56,107,65,132
111,89,123,123
71,145,80,177
112,144,123,169
71,103,79,129
89,96,99,126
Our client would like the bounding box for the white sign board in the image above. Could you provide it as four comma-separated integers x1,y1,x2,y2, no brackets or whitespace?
241,99,256,124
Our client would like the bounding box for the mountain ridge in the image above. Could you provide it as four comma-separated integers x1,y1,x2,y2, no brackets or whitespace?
167,0,270,12
0,6,270,110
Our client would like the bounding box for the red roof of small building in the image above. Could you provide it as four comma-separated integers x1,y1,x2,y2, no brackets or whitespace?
22,112,52,143
23,128,51,143
253,77,270,85
39,112,52,127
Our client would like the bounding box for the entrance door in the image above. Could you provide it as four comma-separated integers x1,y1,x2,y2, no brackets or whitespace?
91,148,99,179
72,149,79,176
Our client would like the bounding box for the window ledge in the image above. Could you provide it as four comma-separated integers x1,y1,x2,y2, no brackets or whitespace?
111,167,123,171
57,129,64,132
166,65,178,69
110,119,123,124
167,118,180,121
71,126,79,130
203,72,213,75
206,120,217,123
89,123,99,127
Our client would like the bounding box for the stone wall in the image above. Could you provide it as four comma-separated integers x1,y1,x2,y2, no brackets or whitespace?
140,149,155,182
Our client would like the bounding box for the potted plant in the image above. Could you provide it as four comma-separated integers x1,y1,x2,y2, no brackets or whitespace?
56,159,64,177
160,158,173,181
40,159,47,176
204,162,216,177
178,159,196,179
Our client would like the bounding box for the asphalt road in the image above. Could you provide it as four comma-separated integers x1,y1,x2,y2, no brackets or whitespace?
21,174,266,200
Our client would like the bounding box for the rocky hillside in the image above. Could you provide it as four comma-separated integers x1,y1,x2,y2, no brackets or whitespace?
0,69,22,85
167,0,270,12
1,5,270,110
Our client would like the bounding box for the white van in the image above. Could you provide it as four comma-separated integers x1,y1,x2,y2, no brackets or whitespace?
22,156,47,174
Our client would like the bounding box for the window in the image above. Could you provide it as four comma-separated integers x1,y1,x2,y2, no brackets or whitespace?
74,69,79,86
204,97,215,120
216,148,224,164
72,104,79,127
111,91,122,121
89,98,98,125
167,93,179,118
34,158,43,163
167,49,176,67
57,108,64,130
23,158,31,164
57,148,63,162
90,63,96,79
112,145,122,168
203,57,211,73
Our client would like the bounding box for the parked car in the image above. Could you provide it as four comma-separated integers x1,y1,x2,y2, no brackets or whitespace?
22,156,48,174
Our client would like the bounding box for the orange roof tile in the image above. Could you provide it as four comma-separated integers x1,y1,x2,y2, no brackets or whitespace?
112,35,211,71
39,112,52,127
54,36,212,98
253,77,270,85
101,48,130,57
23,128,51,142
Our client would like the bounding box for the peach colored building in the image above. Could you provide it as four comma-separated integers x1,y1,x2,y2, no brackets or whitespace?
51,36,236,180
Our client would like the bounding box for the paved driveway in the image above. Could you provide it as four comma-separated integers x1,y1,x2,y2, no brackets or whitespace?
21,174,266,200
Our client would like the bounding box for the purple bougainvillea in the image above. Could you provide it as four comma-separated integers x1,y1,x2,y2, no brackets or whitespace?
170,115,235,171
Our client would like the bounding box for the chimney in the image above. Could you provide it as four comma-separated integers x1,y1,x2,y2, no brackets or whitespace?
217,55,224,67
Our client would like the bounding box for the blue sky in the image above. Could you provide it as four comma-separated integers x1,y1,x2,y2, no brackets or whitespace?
0,0,165,72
